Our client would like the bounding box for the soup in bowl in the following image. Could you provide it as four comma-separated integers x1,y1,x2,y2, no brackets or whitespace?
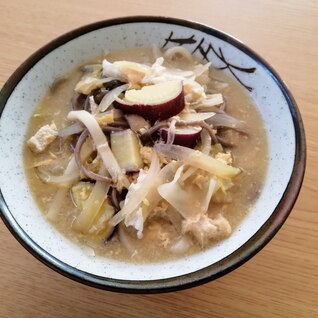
0,16,305,292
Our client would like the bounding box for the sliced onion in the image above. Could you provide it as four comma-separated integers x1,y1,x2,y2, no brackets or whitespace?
179,166,197,183
73,178,111,233
36,155,79,187
109,151,160,226
192,94,224,110
202,177,217,212
67,110,129,190
58,122,84,137
141,121,169,137
142,161,181,222
200,129,212,155
38,137,95,188
44,138,96,222
74,130,112,183
36,167,80,187
45,156,79,222
178,112,215,122
167,119,176,144
207,112,245,129
89,96,98,114
98,84,129,112
155,143,241,179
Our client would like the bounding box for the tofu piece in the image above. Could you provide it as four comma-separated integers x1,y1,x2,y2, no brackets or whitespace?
27,123,58,153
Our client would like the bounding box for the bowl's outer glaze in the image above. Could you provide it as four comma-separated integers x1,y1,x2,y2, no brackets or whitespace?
0,16,306,293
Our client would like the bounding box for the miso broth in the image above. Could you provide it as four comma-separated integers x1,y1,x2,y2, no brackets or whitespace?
24,47,268,263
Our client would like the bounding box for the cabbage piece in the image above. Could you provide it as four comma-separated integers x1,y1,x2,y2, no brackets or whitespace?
179,166,197,183
200,129,212,155
109,151,160,226
166,119,176,145
73,180,111,233
124,207,144,239
58,122,84,138
45,158,79,221
110,157,180,238
140,161,181,221
182,214,231,247
155,144,241,179
89,201,115,237
70,180,115,236
70,180,115,235
158,166,217,219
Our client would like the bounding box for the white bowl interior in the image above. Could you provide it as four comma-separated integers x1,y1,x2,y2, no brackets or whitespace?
0,22,295,281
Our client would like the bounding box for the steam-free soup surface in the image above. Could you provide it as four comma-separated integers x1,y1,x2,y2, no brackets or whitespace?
24,47,268,263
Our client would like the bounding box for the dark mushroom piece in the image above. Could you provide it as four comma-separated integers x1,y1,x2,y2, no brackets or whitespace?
71,92,89,111
109,187,120,211
92,80,127,105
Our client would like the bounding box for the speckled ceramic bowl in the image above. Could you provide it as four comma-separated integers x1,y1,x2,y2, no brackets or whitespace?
0,16,306,293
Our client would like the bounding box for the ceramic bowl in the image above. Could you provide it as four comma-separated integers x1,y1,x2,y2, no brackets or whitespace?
0,16,306,293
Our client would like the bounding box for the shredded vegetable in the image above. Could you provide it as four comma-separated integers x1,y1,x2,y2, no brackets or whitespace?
67,110,129,190
155,143,241,179
26,45,252,258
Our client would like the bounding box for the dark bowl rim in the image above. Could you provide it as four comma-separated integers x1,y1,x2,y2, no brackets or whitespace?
0,15,306,293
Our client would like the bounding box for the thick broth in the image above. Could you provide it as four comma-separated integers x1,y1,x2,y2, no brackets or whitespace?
24,48,268,263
